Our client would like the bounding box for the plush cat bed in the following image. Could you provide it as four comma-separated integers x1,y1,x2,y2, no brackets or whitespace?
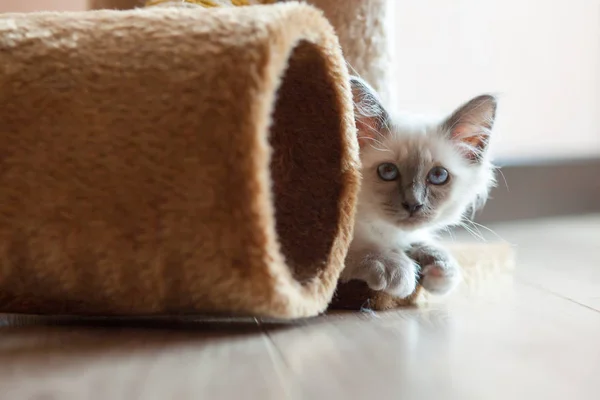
0,3,513,318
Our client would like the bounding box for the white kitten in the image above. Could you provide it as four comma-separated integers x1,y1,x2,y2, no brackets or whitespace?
341,76,497,298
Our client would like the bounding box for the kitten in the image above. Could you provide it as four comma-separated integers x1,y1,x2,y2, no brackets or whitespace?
341,76,497,298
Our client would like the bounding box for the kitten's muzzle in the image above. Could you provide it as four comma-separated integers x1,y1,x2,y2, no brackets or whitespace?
401,201,424,216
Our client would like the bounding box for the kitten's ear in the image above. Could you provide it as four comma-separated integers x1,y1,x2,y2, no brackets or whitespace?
350,76,389,147
442,94,497,162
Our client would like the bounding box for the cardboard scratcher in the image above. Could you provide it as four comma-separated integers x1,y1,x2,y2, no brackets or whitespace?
0,4,514,319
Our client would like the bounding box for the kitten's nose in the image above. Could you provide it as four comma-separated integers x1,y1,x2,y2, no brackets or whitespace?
402,202,423,215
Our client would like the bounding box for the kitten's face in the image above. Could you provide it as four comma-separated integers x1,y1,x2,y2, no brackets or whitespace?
351,77,497,231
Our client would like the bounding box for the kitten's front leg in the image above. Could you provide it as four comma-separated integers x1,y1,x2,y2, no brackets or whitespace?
408,243,462,295
342,250,419,298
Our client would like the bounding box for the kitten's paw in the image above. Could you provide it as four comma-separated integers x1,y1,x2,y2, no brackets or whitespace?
355,259,388,292
381,254,419,298
420,260,461,295
343,252,418,298
409,244,462,295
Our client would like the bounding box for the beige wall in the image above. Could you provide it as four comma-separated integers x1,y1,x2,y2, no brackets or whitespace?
0,0,85,12
389,0,600,161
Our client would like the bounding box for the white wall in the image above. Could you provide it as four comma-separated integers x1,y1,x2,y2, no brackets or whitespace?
389,0,600,161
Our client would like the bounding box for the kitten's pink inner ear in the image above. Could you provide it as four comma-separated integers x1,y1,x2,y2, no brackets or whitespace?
445,94,497,160
356,117,379,148
350,77,388,149
451,124,487,147
450,124,490,161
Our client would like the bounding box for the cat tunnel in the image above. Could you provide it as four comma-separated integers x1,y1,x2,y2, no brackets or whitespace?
0,3,363,318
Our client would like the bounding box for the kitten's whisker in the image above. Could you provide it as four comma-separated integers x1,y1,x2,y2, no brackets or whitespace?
444,226,456,242
367,145,390,153
360,126,385,144
346,63,362,80
496,167,509,192
378,115,393,135
464,219,484,238
361,137,392,153
359,135,385,146
363,137,387,150
375,127,389,142
465,220,506,242
458,222,485,242
364,126,388,146
464,226,485,242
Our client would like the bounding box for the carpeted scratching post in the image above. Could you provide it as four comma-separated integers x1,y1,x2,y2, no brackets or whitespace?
0,4,361,319
301,0,396,108
88,0,143,9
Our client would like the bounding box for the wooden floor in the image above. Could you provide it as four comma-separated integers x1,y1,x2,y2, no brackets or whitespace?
1,215,599,400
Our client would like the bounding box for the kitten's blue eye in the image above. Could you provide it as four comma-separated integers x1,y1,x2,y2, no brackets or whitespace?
427,166,449,185
377,163,399,181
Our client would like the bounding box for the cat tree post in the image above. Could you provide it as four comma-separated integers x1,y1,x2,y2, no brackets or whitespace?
301,0,397,108
88,0,141,9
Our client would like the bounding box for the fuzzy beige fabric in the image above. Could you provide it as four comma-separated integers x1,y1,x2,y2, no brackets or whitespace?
88,0,143,9
302,0,395,107
146,0,276,6
88,0,275,9
0,4,361,318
